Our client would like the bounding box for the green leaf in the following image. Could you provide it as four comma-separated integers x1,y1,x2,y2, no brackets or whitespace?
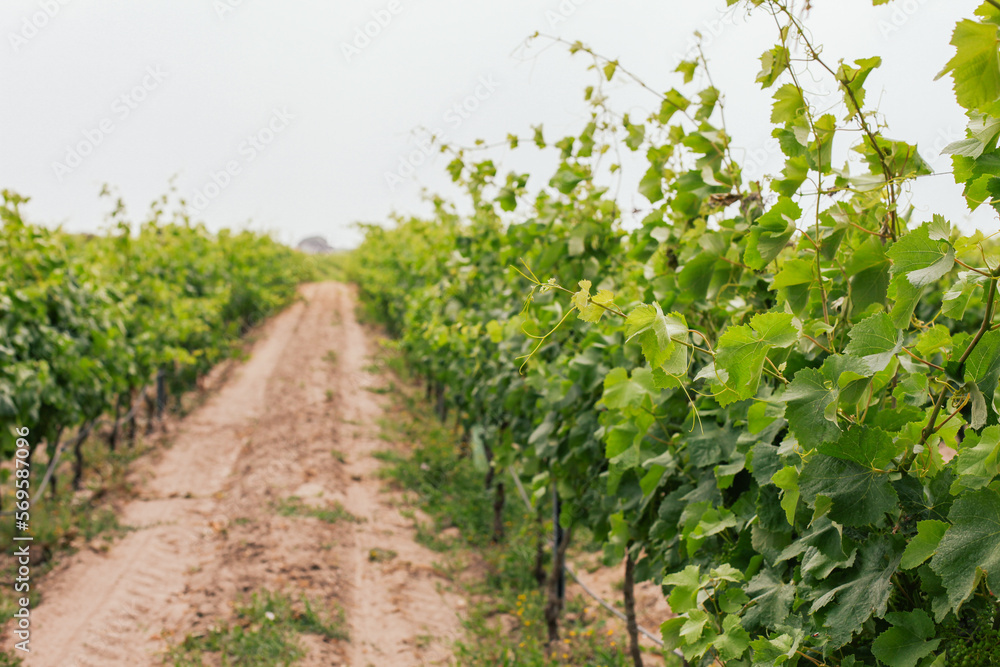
602,367,656,410
572,279,592,311
770,258,815,289
942,271,986,319
837,57,881,117
783,369,840,443
638,164,663,203
887,223,956,288
937,19,1000,111
756,46,790,88
872,610,941,667
579,289,615,323
710,563,745,583
799,454,898,526
675,59,697,83
749,633,800,665
943,112,1000,159
914,324,952,359
848,237,891,312
888,273,925,329
715,615,750,661
496,187,517,212
930,487,1000,610
659,89,691,123
772,466,799,527
965,329,1000,421
663,565,703,614
625,303,688,370
532,124,545,148
900,520,950,570
818,426,901,471
742,568,795,631
951,425,1000,492
549,163,590,194
715,312,799,405
783,359,861,446
811,539,902,648
744,197,801,269
843,312,903,374
770,83,806,124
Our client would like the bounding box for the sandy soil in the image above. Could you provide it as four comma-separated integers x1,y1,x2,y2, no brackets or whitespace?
10,282,462,667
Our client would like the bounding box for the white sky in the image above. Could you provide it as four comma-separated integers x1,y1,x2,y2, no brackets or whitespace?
0,0,992,248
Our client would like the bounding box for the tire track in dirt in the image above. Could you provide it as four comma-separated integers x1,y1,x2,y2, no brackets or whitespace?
11,282,462,667
329,284,464,667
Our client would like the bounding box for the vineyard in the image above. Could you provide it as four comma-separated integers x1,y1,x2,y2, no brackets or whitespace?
1,187,314,502
4,1,1000,666
347,1,1000,666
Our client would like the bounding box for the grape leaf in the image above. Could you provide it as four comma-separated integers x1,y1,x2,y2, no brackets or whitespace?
579,289,615,323
715,313,799,406
744,197,801,269
781,354,870,446
811,539,902,648
900,520,950,570
818,426,901,471
965,329,1000,421
799,454,898,526
937,19,1000,112
942,271,986,319
663,565,703,614
771,466,799,527
871,610,941,667
930,487,1000,610
951,425,1000,493
602,367,656,410
625,303,688,369
887,223,956,288
715,615,750,661
843,312,903,374
741,568,795,631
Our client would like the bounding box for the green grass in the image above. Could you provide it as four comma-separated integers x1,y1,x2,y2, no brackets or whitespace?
166,589,347,666
0,435,140,625
272,496,361,524
370,449,399,463
306,252,349,283
371,372,679,666
0,651,23,666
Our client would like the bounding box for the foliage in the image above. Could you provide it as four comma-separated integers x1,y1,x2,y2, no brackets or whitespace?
166,589,347,667
349,1,1000,665
373,370,660,666
0,187,311,463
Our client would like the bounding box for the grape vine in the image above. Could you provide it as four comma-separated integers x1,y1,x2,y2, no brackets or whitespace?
1,187,314,496
350,2,1000,665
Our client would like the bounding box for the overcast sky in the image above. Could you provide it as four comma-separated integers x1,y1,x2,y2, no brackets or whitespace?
0,0,990,248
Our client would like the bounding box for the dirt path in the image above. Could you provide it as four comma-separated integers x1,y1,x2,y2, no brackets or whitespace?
15,282,462,667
